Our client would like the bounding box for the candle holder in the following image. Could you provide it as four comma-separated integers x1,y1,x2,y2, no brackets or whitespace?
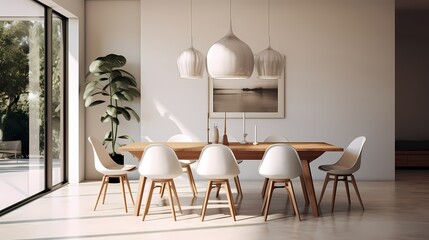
222,112,229,145
240,133,248,144
240,112,248,144
253,124,258,145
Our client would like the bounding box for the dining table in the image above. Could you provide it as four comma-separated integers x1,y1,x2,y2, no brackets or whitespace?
119,141,343,217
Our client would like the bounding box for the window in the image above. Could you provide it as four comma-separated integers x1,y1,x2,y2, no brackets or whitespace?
0,0,67,215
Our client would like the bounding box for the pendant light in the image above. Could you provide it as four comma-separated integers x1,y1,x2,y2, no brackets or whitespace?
206,0,254,79
177,0,205,79
255,0,284,79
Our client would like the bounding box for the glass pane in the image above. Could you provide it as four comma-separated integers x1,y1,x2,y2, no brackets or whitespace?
52,13,64,186
0,0,45,210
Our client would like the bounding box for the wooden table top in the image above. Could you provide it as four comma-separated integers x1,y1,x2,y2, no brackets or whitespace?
119,141,343,161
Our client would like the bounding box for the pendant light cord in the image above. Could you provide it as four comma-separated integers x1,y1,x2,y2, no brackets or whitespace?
267,0,271,47
190,0,194,47
229,0,233,32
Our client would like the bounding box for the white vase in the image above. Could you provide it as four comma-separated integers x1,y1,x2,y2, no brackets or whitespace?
211,124,219,144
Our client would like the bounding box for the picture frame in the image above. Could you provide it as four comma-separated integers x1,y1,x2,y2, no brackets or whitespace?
209,66,285,119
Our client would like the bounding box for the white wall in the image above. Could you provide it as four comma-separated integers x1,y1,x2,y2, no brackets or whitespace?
85,0,141,180
141,0,395,180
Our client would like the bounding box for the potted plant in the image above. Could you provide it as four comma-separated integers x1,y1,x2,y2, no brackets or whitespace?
83,54,140,165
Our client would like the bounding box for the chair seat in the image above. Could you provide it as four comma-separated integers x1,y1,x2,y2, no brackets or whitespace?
318,164,354,175
98,164,136,175
201,174,238,180
179,160,197,167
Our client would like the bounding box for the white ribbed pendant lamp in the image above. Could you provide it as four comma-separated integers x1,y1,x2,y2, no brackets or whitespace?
177,0,205,79
255,0,284,79
207,0,254,79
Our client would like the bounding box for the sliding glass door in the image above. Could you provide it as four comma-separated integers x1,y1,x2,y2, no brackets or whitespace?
0,0,66,213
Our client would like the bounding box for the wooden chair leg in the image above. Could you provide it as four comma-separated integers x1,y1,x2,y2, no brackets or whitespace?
170,180,182,214
263,180,275,221
102,176,109,204
142,181,156,221
224,180,237,221
165,180,177,221
119,175,128,213
94,175,107,211
201,181,213,221
160,182,166,198
350,175,365,211
261,177,268,198
331,175,339,212
318,174,330,206
286,181,301,221
124,175,135,205
234,176,243,197
215,183,222,197
261,180,270,215
184,165,198,197
344,176,351,205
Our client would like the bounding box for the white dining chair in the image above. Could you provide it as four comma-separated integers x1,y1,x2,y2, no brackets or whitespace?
214,135,243,197
261,135,289,197
139,144,184,221
167,134,198,197
318,136,366,212
259,144,303,221
88,137,136,213
197,144,240,221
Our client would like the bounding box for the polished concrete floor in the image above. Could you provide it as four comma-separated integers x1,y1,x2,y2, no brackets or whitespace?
0,170,428,240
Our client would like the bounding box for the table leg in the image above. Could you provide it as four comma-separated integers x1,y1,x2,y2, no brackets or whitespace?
299,175,309,205
301,159,320,217
133,176,147,216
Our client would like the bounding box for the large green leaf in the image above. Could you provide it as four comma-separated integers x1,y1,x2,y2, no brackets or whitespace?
112,75,137,87
119,107,131,120
112,91,127,101
84,96,105,107
89,54,126,74
125,87,141,97
83,81,98,99
118,135,133,141
124,107,140,122
101,115,119,125
106,105,118,116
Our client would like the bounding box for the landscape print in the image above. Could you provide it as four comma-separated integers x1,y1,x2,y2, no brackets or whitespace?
212,78,279,113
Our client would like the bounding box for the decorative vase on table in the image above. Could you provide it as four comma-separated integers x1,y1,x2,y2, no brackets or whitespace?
211,124,219,144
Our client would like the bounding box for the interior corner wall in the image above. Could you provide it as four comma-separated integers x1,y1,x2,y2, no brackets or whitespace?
141,0,395,180
395,9,429,140
85,0,141,180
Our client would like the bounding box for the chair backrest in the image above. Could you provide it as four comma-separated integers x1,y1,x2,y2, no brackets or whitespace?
259,144,303,179
139,144,183,179
263,135,289,142
197,144,240,179
88,137,121,173
335,136,366,173
167,134,192,142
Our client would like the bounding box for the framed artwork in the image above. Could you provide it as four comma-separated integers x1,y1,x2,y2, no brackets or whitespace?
209,68,285,119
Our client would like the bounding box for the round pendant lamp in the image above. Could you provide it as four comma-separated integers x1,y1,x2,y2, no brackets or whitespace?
206,0,254,79
177,0,205,79
177,47,205,79
255,0,283,79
